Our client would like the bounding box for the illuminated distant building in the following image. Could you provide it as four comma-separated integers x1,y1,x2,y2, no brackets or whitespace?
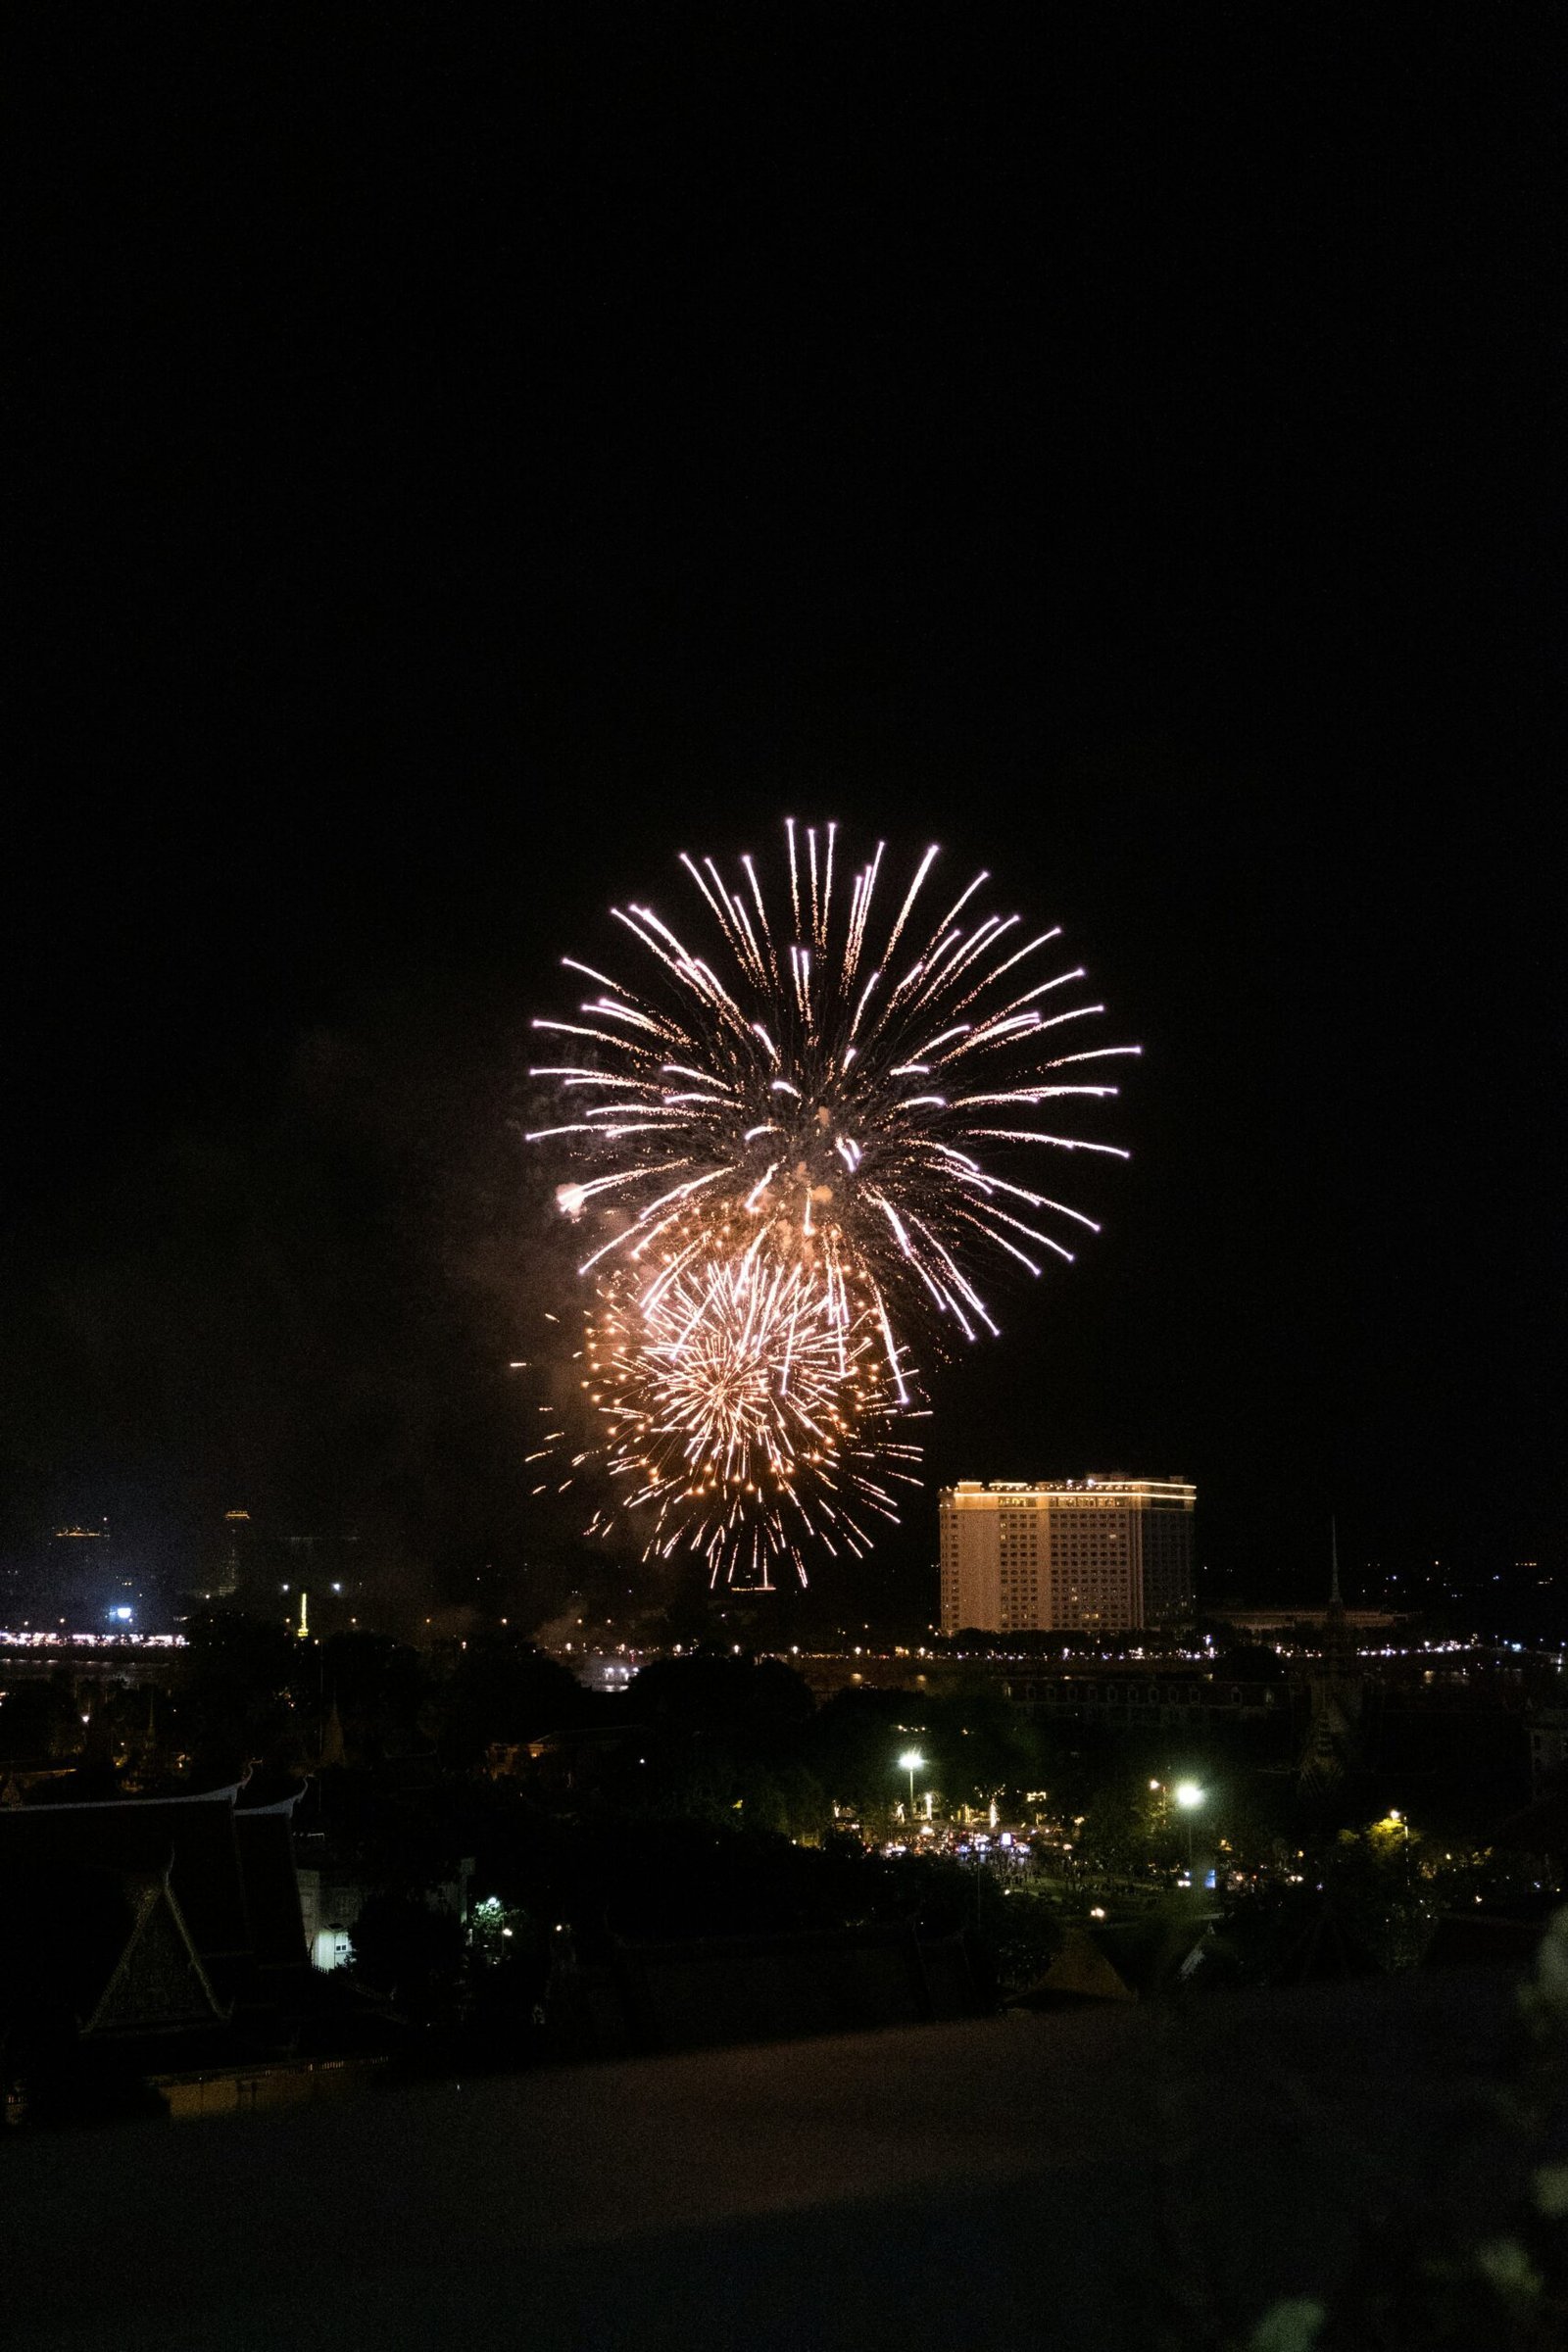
47,1519,159,1627
189,1507,256,1604
52,1519,111,1554
215,1508,252,1598
938,1478,1196,1636
48,1519,113,1615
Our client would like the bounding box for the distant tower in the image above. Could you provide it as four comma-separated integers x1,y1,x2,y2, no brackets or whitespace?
191,1508,255,1604
1298,1519,1363,1798
48,1519,113,1617
215,1511,245,1598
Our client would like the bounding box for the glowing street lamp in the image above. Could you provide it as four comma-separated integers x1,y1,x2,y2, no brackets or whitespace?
1173,1780,1204,1871
897,1747,925,1821
1383,1807,1412,1881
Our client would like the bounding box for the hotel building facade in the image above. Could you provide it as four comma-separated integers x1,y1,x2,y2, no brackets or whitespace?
939,1477,1196,1636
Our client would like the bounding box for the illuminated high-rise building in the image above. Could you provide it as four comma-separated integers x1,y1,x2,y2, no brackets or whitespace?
48,1519,113,1614
186,1507,257,1604
216,1507,253,1598
938,1478,1196,1636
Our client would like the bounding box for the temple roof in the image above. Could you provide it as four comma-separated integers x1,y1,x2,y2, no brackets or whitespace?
0,1785,306,1990
0,1858,225,2036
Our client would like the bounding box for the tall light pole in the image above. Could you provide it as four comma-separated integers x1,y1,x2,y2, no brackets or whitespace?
1174,1780,1205,1871
1388,1808,1411,1886
898,1747,925,1824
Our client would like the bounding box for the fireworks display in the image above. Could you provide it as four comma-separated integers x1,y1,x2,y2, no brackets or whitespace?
526,821,1136,1587
571,1227,921,1587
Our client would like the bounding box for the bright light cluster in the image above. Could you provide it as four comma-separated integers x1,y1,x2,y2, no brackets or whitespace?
571,1228,921,1588
526,821,1135,1586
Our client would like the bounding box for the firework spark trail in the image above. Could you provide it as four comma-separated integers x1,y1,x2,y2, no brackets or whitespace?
566,1232,921,1588
529,824,1135,1359
525,822,1136,1584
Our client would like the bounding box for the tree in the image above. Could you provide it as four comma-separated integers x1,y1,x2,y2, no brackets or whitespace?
805,1685,923,1830
172,1609,301,1779
631,1650,814,1734
349,1891,465,2023
1076,1780,1174,1879
319,1629,431,1763
1320,1814,1445,1972
433,1635,584,1769
921,1682,1043,1815
0,1676,81,1763
976,1874,1064,1998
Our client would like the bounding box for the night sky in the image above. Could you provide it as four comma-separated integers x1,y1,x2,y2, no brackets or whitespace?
8,15,1562,1620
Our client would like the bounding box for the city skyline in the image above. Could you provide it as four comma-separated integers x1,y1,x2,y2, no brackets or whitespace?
0,1473,1554,1657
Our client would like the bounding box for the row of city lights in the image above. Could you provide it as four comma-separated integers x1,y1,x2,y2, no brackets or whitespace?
896,1745,1204,1820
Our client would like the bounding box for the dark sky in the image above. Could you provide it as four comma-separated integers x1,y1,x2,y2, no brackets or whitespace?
7,13,1563,1614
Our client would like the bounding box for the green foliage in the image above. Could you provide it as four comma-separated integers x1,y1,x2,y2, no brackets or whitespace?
975,1875,1064,1995
1247,2302,1326,2352
1076,1780,1166,1875
921,1680,1040,1811
591,1652,830,1841
1214,1774,1291,1874
1238,1907,1568,2348
612,1730,831,1843
467,1892,543,1969
798,1678,1063,1830
806,1686,920,1826
1320,1818,1444,1973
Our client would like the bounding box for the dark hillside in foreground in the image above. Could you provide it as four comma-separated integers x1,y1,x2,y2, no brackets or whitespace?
3,1968,1540,2351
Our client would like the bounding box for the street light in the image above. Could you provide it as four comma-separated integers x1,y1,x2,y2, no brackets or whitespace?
897,1747,925,1822
1385,1808,1412,1884
1173,1780,1204,1871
